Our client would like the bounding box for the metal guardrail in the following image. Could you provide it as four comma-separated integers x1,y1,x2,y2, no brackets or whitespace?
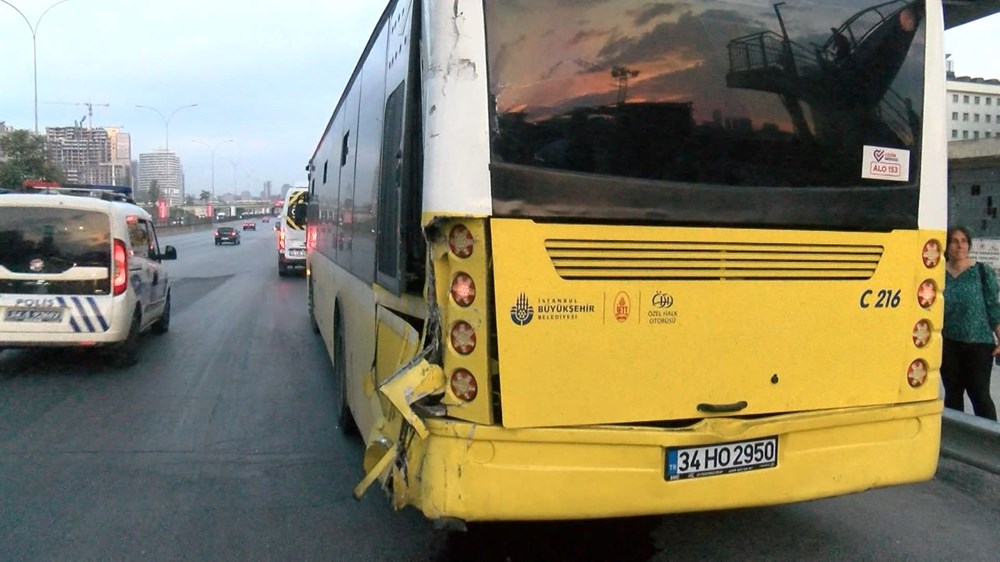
940,409,1000,475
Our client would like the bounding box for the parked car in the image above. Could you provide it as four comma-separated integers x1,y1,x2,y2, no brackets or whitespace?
0,186,178,367
242,220,256,231
215,227,241,245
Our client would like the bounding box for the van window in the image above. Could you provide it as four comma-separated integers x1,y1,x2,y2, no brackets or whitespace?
128,219,151,259
0,207,111,274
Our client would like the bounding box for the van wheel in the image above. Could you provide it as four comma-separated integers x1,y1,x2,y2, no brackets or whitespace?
335,315,359,436
278,261,288,276
151,294,171,335
110,310,141,368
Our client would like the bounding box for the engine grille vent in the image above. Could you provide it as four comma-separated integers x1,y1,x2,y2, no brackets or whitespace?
545,239,884,280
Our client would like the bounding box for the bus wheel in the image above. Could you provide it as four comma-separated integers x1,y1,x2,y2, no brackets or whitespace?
335,316,359,436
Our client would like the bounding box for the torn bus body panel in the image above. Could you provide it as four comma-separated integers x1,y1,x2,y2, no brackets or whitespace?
356,214,493,505
354,357,445,500
380,359,446,439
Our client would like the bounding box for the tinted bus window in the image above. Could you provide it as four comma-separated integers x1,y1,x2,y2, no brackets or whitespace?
485,1,926,230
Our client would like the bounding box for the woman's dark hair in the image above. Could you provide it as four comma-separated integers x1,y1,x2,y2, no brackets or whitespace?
946,226,973,260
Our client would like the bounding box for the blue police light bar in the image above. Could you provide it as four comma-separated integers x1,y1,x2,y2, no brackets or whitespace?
63,184,134,198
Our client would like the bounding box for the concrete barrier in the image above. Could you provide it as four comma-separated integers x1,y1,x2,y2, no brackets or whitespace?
940,409,1000,475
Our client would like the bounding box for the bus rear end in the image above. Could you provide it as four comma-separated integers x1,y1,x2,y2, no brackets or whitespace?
361,0,944,522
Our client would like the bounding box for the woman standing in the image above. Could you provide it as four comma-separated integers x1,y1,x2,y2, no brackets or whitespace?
942,226,1000,421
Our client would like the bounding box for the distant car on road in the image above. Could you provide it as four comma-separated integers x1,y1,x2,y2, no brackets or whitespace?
242,220,256,231
215,227,241,245
261,216,270,223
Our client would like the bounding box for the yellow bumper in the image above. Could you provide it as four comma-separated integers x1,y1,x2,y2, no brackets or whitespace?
407,400,941,521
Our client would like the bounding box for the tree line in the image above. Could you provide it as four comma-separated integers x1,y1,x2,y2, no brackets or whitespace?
0,130,64,189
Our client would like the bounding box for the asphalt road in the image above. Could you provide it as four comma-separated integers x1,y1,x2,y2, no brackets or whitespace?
1,224,999,561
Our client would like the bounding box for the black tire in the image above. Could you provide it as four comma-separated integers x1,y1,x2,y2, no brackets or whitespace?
151,293,170,335
335,315,359,436
110,310,141,368
278,261,288,276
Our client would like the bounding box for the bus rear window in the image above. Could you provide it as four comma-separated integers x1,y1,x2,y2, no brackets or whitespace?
0,207,111,274
485,0,925,192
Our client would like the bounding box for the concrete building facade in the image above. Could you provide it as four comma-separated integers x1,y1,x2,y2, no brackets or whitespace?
947,72,1000,142
138,151,185,207
946,65,1000,234
44,126,110,184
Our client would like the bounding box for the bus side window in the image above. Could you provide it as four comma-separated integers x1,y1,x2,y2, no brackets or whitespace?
376,83,406,292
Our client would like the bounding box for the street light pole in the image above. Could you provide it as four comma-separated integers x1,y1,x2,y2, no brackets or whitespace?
136,103,197,151
193,139,232,199
222,157,238,197
1,0,72,133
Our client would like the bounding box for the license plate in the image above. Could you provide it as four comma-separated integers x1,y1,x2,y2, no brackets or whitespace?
288,249,304,257
5,308,64,323
666,436,777,481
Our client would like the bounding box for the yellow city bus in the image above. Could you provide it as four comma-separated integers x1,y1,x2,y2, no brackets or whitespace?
304,0,946,523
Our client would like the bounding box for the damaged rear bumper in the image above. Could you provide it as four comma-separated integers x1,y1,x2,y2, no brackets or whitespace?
391,400,940,521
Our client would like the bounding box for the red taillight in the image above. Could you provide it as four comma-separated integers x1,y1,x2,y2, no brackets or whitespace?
278,229,286,251
907,359,928,388
450,321,477,355
214,230,219,236
450,273,476,307
113,239,128,296
922,239,942,269
307,225,317,250
912,319,931,348
917,279,937,308
448,224,474,258
450,369,479,401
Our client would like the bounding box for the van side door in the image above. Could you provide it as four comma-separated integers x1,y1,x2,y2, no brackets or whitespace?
126,218,164,321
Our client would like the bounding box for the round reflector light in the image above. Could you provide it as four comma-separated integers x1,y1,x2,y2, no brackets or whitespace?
917,279,937,308
906,359,928,388
922,240,942,269
449,224,474,258
450,369,479,401
450,321,477,355
912,320,931,348
451,273,477,307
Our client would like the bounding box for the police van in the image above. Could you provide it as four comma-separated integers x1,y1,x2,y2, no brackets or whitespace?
277,187,308,276
0,185,177,367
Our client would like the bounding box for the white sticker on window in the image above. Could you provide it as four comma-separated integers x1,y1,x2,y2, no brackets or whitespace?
861,145,910,182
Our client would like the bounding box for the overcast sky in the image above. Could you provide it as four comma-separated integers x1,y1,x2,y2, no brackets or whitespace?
0,1,997,197
0,0,387,196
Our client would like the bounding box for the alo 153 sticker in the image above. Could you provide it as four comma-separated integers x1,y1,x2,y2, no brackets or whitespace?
861,145,910,182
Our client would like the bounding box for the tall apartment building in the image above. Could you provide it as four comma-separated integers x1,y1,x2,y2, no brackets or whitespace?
100,127,132,187
946,63,1000,141
137,151,185,206
45,126,110,184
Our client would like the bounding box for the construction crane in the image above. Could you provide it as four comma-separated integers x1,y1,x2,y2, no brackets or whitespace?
41,101,110,129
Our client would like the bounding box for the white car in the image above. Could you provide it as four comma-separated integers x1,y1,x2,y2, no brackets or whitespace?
0,187,177,367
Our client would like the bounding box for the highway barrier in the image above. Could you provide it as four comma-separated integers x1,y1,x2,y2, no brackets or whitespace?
940,409,1000,475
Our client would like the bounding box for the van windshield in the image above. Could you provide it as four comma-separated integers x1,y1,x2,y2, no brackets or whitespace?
0,207,111,274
